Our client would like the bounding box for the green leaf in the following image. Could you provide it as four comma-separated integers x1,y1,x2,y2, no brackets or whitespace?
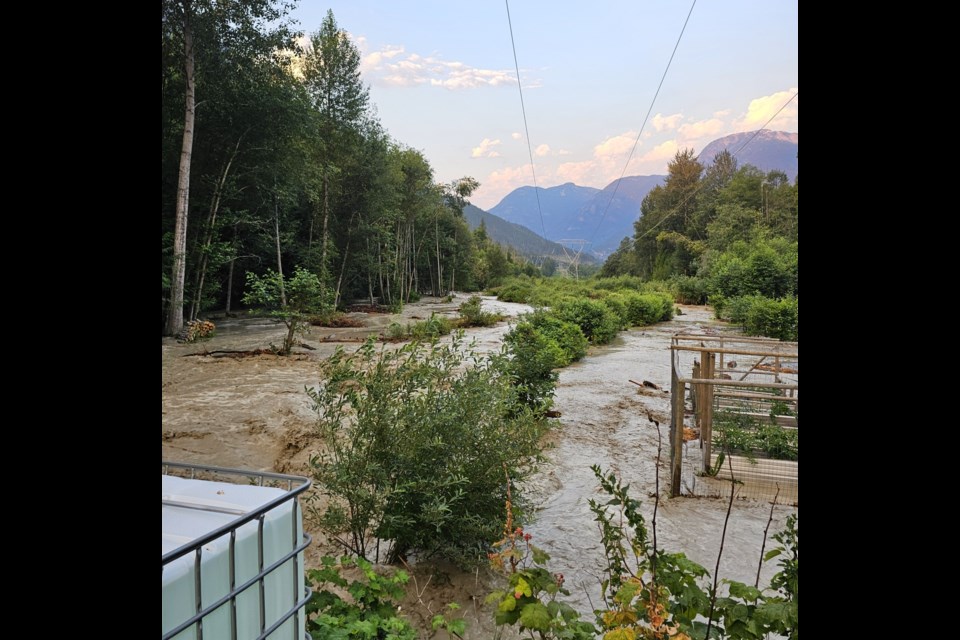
518,602,552,631
532,546,551,565
499,596,517,613
763,548,782,561
515,577,532,598
727,581,762,602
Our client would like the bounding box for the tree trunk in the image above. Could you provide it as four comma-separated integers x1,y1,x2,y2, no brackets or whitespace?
321,169,330,277
189,142,240,320
275,194,286,306
225,255,235,315
334,211,357,308
165,5,195,336
435,217,442,296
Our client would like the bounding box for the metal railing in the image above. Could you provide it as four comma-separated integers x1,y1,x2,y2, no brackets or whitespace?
162,461,312,640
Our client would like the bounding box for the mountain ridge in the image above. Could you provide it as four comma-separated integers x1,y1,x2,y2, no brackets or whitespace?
463,204,598,265
486,129,798,257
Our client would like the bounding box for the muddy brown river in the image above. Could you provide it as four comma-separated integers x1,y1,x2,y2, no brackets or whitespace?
162,296,797,633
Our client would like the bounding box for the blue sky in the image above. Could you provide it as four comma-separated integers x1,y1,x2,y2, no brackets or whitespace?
290,1,798,209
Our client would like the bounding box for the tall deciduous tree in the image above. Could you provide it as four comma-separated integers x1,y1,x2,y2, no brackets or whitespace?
301,10,370,278
161,0,293,335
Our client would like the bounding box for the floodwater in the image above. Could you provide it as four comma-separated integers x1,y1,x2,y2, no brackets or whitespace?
161,295,797,630
522,305,797,614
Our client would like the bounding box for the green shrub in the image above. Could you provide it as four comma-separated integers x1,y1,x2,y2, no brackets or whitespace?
242,266,333,355
716,295,797,341
528,310,588,365
745,296,798,341
306,555,416,639
502,322,563,414
554,298,620,345
670,274,710,304
496,282,533,304
599,293,630,329
308,337,547,566
384,322,407,340
458,295,501,327
489,469,799,639
619,292,674,326
593,275,646,291
409,313,453,340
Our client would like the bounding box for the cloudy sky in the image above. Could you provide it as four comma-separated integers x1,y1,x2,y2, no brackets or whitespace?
291,1,798,210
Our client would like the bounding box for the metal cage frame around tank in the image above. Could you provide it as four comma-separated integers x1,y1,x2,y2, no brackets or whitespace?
161,461,313,640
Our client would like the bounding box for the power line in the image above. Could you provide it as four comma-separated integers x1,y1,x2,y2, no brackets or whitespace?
585,0,698,252
634,90,799,243
504,0,547,240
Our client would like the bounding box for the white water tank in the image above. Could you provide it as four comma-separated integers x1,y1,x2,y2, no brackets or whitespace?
161,463,311,640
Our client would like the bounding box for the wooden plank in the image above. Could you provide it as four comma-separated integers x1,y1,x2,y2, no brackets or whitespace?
715,391,799,402
739,355,768,381
678,378,798,389
672,345,799,358
670,367,684,497
701,351,715,472
673,334,796,346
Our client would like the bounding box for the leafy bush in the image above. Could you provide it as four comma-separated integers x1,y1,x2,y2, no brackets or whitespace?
458,295,501,327
527,310,588,365
307,555,416,639
308,337,547,566
592,275,647,291
409,313,453,340
715,295,798,341
709,238,797,300
487,525,596,639
599,293,630,330
502,322,563,415
554,298,620,345
620,291,674,326
670,274,710,304
242,267,333,355
383,322,406,341
745,296,798,341
495,282,534,304
490,467,799,639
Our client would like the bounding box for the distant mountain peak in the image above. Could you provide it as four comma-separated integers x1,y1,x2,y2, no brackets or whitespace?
489,177,664,257
484,130,797,258
698,129,798,179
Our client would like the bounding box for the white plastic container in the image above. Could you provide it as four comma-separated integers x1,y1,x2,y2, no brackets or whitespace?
161,468,308,640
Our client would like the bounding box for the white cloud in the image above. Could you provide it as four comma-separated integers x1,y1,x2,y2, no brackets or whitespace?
639,140,680,164
736,88,799,131
474,164,540,209
678,118,725,142
361,44,405,70
358,41,519,90
471,138,502,158
535,144,551,157
511,132,522,140
594,131,638,158
652,112,683,132
555,160,597,185
558,149,572,156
